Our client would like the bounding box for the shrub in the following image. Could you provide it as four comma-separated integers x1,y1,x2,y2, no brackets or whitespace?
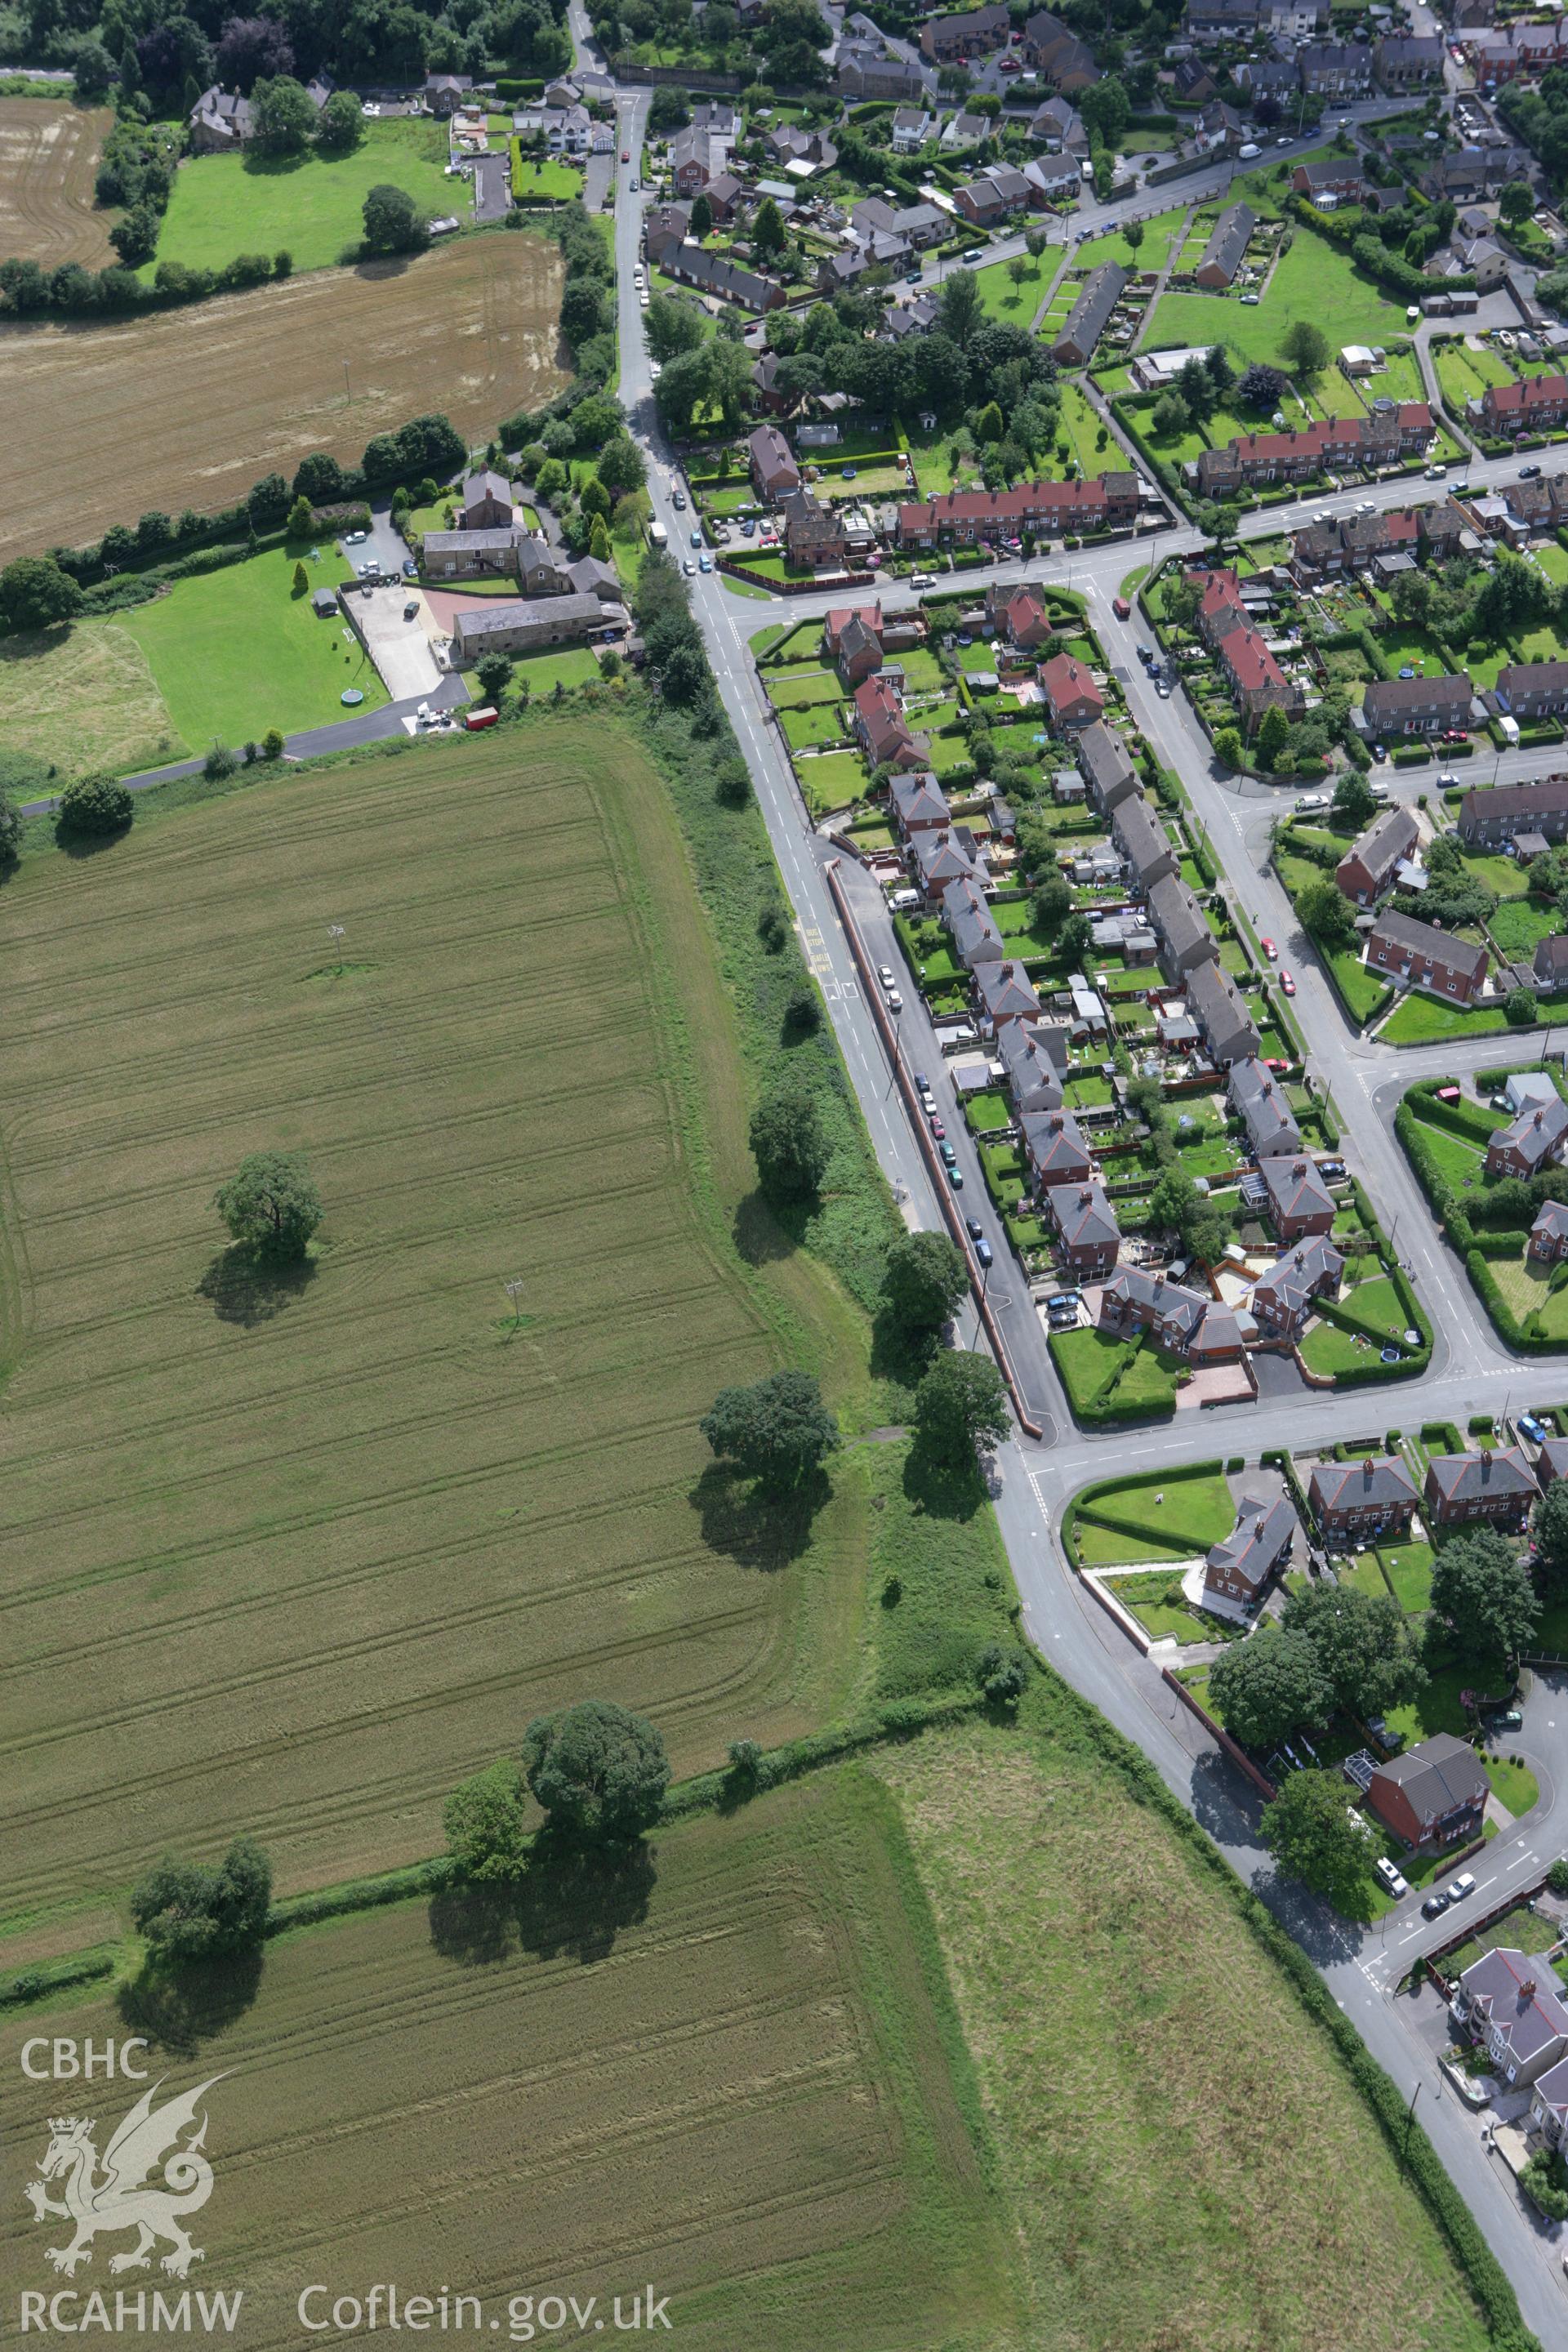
57,771,133,837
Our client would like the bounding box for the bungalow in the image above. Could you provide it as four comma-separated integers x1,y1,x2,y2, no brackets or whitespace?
1229,1056,1301,1156
1051,263,1128,369
1098,1264,1245,1360
1361,675,1474,740
955,164,1031,229
1424,1446,1536,1528
1022,1107,1094,1188
655,242,785,311
1194,201,1254,291
1045,1182,1120,1275
1188,960,1258,1067
853,675,924,769
921,2,1010,60
1336,805,1420,906
1147,873,1218,982
1077,719,1138,817
944,876,1007,969
1496,661,1568,721
1459,776,1568,846
1111,791,1178,889
975,959,1043,1030
1367,908,1490,1004
1040,653,1104,733
748,424,801,502
1259,1153,1336,1241
1202,1494,1298,1621
1249,1236,1343,1342
1367,1731,1486,1851
890,771,950,838
1481,376,1568,435
999,1018,1067,1114
1485,1094,1568,1179
1533,1200,1568,1264
1308,1453,1418,1540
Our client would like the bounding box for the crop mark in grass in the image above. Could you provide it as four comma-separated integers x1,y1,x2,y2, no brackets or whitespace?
298,960,381,985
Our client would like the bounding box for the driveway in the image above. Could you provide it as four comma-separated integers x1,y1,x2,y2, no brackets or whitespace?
352,582,446,699
473,153,511,222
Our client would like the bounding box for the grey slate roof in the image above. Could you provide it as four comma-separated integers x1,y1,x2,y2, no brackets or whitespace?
1229,1055,1300,1151
1111,790,1175,884
1205,1492,1297,1592
1186,961,1258,1063
977,960,1042,1022
1459,1945,1568,2069
1198,200,1254,284
1147,872,1217,967
1052,261,1127,362
1426,1446,1535,1503
892,771,950,829
1344,804,1419,878
1045,1180,1119,1251
999,1018,1067,1111
1308,1454,1418,1515
1250,1236,1343,1319
1259,1154,1334,1224
1370,907,1490,985
1022,1107,1092,1180
1493,1095,1568,1169
1076,718,1138,812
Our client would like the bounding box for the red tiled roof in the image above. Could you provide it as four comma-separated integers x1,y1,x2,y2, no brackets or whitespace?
1218,626,1286,692
1040,652,1103,714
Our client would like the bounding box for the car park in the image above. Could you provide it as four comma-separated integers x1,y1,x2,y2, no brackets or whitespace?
1375,1856,1410,1898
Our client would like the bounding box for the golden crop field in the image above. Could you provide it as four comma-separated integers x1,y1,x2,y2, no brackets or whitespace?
0,100,114,270
0,231,567,558
0,1777,1016,2352
0,718,866,1945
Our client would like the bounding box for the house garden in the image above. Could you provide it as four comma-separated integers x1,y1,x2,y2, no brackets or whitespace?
1399,1069,1568,1348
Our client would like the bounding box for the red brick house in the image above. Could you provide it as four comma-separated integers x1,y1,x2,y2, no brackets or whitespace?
852,676,925,770
987,584,1054,650
1423,1446,1535,1528
889,771,950,838
1044,1182,1120,1275
897,475,1137,548
1530,1201,1568,1263
1214,623,1303,735
1482,376,1568,435
1201,1493,1297,1621
748,424,800,502
1335,805,1419,906
1486,1095,1568,1178
1260,1154,1335,1241
1367,909,1489,1003
1196,405,1431,497
1040,653,1104,731
1365,1732,1486,1850
1307,1454,1418,1541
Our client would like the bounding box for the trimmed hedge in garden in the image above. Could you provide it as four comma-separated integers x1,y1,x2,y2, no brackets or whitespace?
1397,1081,1567,1352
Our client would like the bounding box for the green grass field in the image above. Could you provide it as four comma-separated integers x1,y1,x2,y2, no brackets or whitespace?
1144,228,1414,368
0,617,184,779
115,546,390,751
149,116,455,277
510,146,583,203
0,715,876,1933
1380,994,1512,1045
877,1714,1494,2352
970,248,1054,325
1071,202,1188,276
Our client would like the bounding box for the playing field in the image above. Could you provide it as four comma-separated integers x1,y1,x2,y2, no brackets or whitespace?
0,232,567,559
0,717,867,1939
0,98,114,268
148,117,456,278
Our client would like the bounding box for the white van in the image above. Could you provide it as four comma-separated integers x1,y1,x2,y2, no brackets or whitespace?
911,571,936,589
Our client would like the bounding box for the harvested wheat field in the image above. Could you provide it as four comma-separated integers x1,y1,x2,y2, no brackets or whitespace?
0,717,866,1941
876,1717,1491,2352
0,231,566,559
0,99,114,270
0,1776,1017,2352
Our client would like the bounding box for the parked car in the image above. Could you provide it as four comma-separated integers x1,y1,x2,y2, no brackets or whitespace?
878,964,896,991
965,1216,984,1241
1260,937,1278,960
929,1116,945,1138
1280,971,1296,996
940,1143,958,1168
1447,1873,1477,1904
906,265,922,283
402,558,416,578
1421,1890,1450,1919
1520,1413,1549,1445
690,528,702,547
403,599,419,620
1375,1856,1410,1898
1156,680,1170,697
976,1237,994,1268
888,987,902,1011
1499,1707,1524,1730
1294,792,1327,812
1241,293,1260,305
947,1165,964,1189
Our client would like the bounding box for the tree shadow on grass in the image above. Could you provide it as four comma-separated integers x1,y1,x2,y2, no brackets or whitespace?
115,1946,265,2058
731,1185,804,1271
427,1833,657,1970
688,1461,831,1572
54,820,131,859
902,1435,987,1525
197,1245,317,1330
867,1305,939,1392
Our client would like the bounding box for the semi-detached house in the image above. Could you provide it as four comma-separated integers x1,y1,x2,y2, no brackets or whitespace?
1496,661,1568,721
1368,909,1489,1002
1423,1446,1536,1527
1459,776,1568,845
1308,1453,1417,1539
1482,376,1568,434
1361,674,1474,739
1078,719,1138,816
1369,1731,1486,1850
1187,960,1258,1066
1336,804,1419,905
1111,791,1177,889
1196,406,1432,497
1215,622,1302,734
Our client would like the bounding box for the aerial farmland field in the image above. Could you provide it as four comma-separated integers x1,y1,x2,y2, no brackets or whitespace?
0,98,114,269
0,230,567,559
0,716,868,1944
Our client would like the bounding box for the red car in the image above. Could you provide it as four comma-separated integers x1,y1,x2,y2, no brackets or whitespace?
1264,1056,1290,1074
1260,937,1278,960
1112,595,1130,618
930,1118,946,1140
1280,970,1296,996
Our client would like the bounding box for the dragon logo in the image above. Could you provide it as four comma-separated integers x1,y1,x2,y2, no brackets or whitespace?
24,2076,226,2280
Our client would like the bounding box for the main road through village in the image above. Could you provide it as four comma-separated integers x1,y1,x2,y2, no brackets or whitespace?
580,38,1568,2320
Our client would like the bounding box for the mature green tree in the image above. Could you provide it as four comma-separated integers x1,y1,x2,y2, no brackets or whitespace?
1213,727,1244,768
476,652,513,702
109,203,160,265
1281,318,1330,377
753,197,786,259
1331,769,1376,828
700,1369,840,1485
1,553,83,632
1078,73,1129,149
1428,1527,1539,1664
57,771,132,836
131,1834,272,1960
252,74,318,154
1260,1769,1377,1909
1255,703,1291,768
883,1230,968,1335
1124,218,1146,256
913,1352,1009,1463
443,1760,529,1880
689,190,714,238
213,1150,322,1260
286,492,314,537
1056,911,1094,969
1499,179,1535,225
1505,987,1539,1027
1297,873,1358,951
938,266,982,346
315,88,366,154
1536,1478,1568,1587
521,1699,669,1840
1151,390,1189,439
644,294,704,362
362,181,428,255
596,434,646,497
749,1079,830,1200
977,1642,1029,1707
1281,1582,1424,1722
1236,361,1288,410
1031,872,1072,936
1208,1625,1331,1751
0,784,20,870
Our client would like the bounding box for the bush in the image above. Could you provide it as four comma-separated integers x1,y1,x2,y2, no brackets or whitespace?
131,1834,272,1960
57,771,133,837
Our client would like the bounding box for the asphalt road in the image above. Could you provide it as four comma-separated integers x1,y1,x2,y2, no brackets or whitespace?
595,59,1568,2329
